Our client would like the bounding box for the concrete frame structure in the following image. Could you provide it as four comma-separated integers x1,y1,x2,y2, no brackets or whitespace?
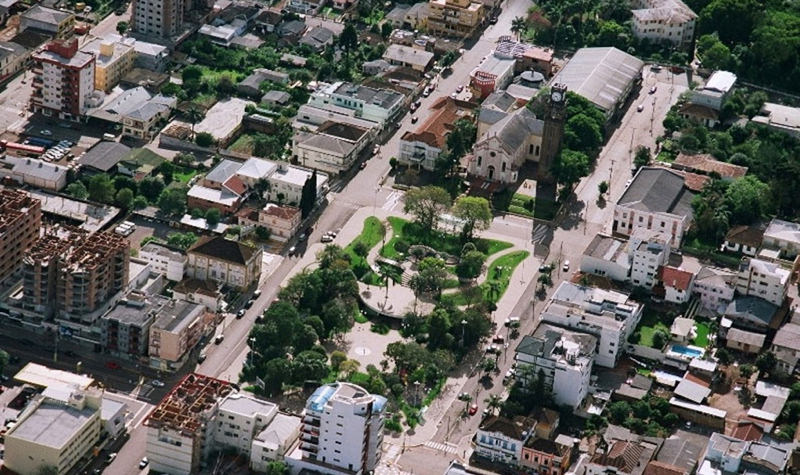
132,0,185,38
0,188,41,288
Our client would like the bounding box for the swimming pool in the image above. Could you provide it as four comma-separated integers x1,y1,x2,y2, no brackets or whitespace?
669,344,704,358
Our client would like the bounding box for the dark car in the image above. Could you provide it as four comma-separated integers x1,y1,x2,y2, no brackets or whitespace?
106,361,120,370
63,350,78,357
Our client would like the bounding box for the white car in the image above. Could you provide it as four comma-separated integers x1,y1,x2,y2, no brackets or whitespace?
321,234,333,243
40,129,52,136
151,379,165,387
504,316,520,327
562,260,570,272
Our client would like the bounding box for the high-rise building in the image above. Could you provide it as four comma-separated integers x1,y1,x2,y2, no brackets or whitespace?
30,38,95,121
0,188,42,288
56,231,130,323
131,0,185,39
297,382,386,474
22,225,87,318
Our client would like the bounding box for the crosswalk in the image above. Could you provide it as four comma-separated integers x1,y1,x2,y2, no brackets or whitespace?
425,440,460,454
533,223,549,244
382,190,403,211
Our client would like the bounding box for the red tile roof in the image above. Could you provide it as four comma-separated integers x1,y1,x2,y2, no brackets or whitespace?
660,266,694,291
731,420,764,441
401,96,477,149
223,175,247,196
644,461,687,475
674,153,748,179
263,204,300,220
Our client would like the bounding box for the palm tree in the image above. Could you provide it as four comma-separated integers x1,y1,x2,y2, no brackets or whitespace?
186,105,204,139
511,16,527,40
485,394,503,415
486,280,502,303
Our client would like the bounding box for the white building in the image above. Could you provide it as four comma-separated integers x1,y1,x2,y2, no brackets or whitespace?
30,39,95,121
771,322,800,374
293,122,372,174
297,382,386,474
0,156,69,191
691,71,737,111
469,106,544,184
631,0,696,47
541,282,643,368
186,236,262,290
4,386,103,475
613,167,695,248
629,229,671,288
580,234,631,282
692,266,736,313
515,324,597,409
762,218,800,260
475,416,534,465
140,242,186,282
751,102,800,139
660,266,695,304
265,163,328,206
209,393,301,465
736,257,790,307
308,82,405,127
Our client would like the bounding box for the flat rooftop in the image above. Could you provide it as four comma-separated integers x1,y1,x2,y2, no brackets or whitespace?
14,362,94,390
151,299,205,333
194,97,254,141
27,189,120,233
8,402,96,449
219,393,277,417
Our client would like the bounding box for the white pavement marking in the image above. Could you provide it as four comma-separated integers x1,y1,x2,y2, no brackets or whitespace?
424,441,459,454
382,190,403,211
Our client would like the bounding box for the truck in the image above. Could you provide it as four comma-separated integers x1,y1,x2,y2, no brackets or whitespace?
25,137,55,148
0,141,45,157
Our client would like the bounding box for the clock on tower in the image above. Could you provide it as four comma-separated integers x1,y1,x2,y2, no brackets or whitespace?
538,84,567,184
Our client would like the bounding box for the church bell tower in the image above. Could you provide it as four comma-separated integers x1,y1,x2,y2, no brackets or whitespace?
537,84,567,184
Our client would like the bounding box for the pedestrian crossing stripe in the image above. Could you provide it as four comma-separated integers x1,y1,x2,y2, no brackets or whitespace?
424,441,459,454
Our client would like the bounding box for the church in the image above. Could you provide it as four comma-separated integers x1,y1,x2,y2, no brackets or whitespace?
467,84,567,185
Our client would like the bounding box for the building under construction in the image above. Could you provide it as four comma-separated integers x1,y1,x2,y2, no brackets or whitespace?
22,224,88,318
0,188,41,288
56,231,130,323
145,373,234,474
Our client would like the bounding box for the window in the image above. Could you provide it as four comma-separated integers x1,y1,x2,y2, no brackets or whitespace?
502,162,506,172
477,156,482,167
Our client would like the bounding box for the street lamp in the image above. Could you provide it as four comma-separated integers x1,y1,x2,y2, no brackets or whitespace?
461,319,467,347
248,338,256,367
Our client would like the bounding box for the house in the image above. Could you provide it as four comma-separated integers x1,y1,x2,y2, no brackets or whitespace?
515,323,597,409
736,257,790,306
386,4,412,27
475,416,534,465
730,421,764,441
257,204,301,242
293,121,372,174
679,102,720,128
276,19,307,44
187,159,247,215
762,218,800,259
520,435,575,475
690,71,737,111
631,0,696,48
265,163,328,206
76,141,133,175
238,68,289,97
658,266,694,304
255,9,283,34
0,41,30,82
770,322,800,374
748,381,790,426
280,53,307,68
723,296,782,335
613,167,695,247
287,0,326,15
586,438,660,475
332,0,356,10
186,236,263,290
172,278,222,312
580,234,631,282
261,90,291,107
299,26,335,51
644,461,687,475
673,378,711,404
19,5,74,38
382,44,434,73
542,282,644,368
670,317,695,344
692,266,736,314
724,225,764,257
701,432,790,475
91,86,176,141
468,106,544,184
672,153,747,180
398,96,477,171
234,157,277,189
751,102,800,139
139,242,186,282
362,59,394,75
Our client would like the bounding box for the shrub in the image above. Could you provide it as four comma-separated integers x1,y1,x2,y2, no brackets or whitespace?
195,132,215,147
394,239,410,254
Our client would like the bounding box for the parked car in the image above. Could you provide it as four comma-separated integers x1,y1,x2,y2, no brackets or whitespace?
198,352,207,363
373,144,380,155
288,246,297,256
489,16,498,24
422,87,432,97
458,392,471,401
359,161,367,170
236,309,246,319
244,299,254,309
40,129,52,136
562,260,570,272
468,404,478,415
649,86,657,94
456,85,464,93
106,361,120,370
151,380,165,388
105,453,117,464
139,458,149,469
253,289,262,298
538,264,552,273
214,334,225,344
298,233,307,242
321,234,334,243
411,116,418,124
637,104,644,112
410,102,419,112
450,92,458,99
504,317,520,327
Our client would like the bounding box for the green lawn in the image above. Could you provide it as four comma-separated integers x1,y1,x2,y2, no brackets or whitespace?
441,250,529,306
229,134,255,154
380,217,512,260
173,167,198,184
693,321,710,347
344,216,385,279
632,309,674,348
508,194,535,217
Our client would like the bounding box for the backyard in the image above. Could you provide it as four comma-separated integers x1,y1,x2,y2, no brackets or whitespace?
631,309,710,348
